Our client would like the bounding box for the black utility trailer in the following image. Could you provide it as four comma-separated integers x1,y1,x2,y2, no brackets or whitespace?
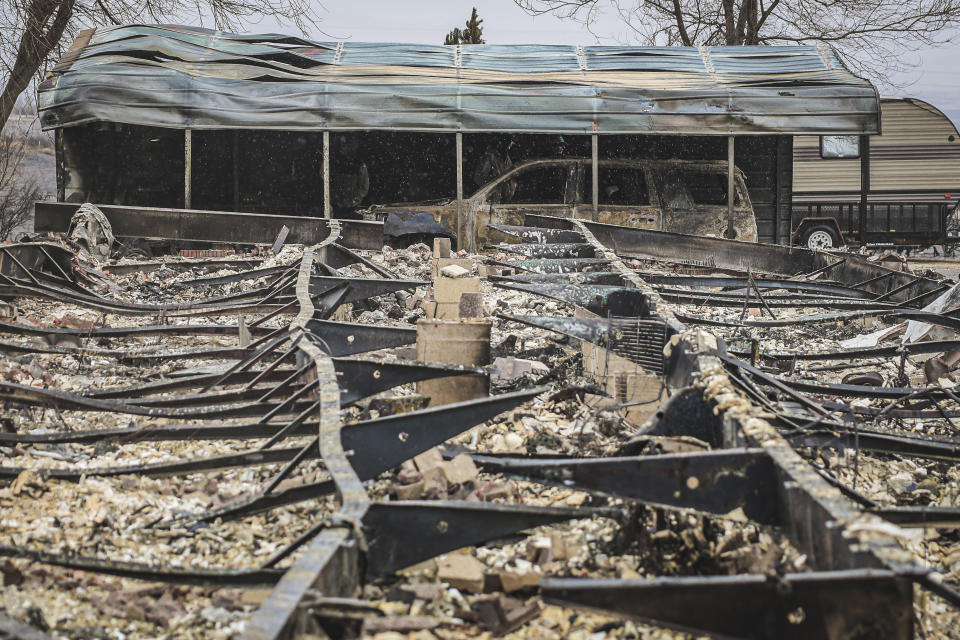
791,200,958,250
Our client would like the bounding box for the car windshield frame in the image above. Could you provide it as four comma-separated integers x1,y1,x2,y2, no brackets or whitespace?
472,158,579,202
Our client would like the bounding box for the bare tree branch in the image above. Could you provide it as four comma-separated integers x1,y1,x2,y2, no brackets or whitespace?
514,0,960,82
0,0,323,131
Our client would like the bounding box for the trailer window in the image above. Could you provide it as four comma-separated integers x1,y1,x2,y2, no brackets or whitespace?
820,135,860,159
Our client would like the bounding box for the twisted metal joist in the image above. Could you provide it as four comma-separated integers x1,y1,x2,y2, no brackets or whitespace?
244,235,366,639
488,218,960,638
0,221,591,640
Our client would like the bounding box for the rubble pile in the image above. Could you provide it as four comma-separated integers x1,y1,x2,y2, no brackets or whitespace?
2,223,960,640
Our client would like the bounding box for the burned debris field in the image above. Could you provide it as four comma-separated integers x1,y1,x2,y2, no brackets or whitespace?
4,23,960,640
0,211,958,640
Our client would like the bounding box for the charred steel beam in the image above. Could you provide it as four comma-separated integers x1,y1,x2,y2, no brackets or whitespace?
364,501,601,578
871,506,960,528
788,431,960,463
106,257,262,277
494,242,596,259
34,202,384,250
486,224,586,244
579,220,941,303
342,388,544,480
494,282,651,318
767,376,953,400
541,570,913,640
182,264,293,286
637,273,874,299
735,339,960,363
467,449,780,524
313,281,350,319
486,257,612,274
0,420,314,445
308,276,428,303
0,612,53,640
0,544,284,587
0,445,309,480
246,241,364,640
181,480,335,525
0,274,286,315
306,319,416,356
668,334,915,576
0,319,275,339
0,381,314,419
322,243,397,279
90,367,294,398
182,390,547,525
332,358,483,405
676,308,960,331
490,271,625,286
657,291,899,311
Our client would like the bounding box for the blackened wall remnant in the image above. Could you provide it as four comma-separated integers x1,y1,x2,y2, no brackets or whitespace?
60,124,184,208
57,126,790,244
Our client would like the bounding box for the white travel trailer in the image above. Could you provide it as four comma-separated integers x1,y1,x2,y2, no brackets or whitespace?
792,97,960,249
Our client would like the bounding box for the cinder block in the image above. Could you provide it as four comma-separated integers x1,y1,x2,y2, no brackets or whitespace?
416,318,491,406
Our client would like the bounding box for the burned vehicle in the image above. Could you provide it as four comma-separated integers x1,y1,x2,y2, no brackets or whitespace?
363,158,757,247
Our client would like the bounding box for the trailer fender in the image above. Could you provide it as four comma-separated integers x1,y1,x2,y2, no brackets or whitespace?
791,217,845,247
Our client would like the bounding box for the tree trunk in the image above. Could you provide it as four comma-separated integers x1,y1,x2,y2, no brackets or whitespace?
746,0,758,44
0,0,74,131
721,0,737,44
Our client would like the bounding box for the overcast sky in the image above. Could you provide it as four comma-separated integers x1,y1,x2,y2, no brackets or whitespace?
227,0,960,124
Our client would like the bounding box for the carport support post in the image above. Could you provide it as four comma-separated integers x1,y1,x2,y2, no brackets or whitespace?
725,135,735,239
456,132,466,251
858,134,870,243
184,129,192,209
592,134,599,221
232,131,240,211
323,131,331,219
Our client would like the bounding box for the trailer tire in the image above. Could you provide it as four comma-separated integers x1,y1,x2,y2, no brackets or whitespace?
801,225,841,250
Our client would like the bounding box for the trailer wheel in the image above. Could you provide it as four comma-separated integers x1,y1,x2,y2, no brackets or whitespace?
801,225,840,250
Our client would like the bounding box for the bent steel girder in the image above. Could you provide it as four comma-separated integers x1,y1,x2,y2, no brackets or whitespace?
0,445,309,480
363,501,602,578
577,219,942,305
677,308,960,330
0,319,277,339
541,570,913,640
482,218,954,640
0,612,54,640
495,242,597,259
490,270,625,285
0,544,285,586
635,272,878,299
331,357,483,405
305,319,416,356
0,380,316,419
465,449,780,525
486,257,612,273
494,282,652,317
341,388,545,480
308,276,428,304
33,202,385,250
0,420,314,446
487,224,587,244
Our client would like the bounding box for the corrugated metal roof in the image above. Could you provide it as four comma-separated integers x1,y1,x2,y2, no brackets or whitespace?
38,24,881,135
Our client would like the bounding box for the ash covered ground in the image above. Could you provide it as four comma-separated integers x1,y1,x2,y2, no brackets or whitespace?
1,233,960,640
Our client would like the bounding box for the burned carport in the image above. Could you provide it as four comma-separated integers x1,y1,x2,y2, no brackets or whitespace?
35,25,880,249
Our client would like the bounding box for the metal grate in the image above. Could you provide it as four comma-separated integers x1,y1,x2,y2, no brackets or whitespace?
608,318,669,374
